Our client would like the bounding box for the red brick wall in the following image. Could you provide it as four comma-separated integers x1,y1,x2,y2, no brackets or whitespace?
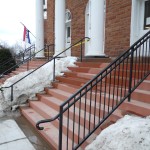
45,0,132,57
46,0,55,45
105,0,132,57
66,0,88,56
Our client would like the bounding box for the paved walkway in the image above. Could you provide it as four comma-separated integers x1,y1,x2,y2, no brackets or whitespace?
0,111,51,150
0,119,35,150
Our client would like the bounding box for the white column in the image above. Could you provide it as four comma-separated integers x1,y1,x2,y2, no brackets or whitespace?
87,0,105,56
35,0,44,57
55,0,66,56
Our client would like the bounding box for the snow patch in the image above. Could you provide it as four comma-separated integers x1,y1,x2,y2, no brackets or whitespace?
85,115,150,150
0,56,77,116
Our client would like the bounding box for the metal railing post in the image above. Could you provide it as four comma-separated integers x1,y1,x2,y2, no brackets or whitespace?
128,48,134,102
23,52,25,62
48,45,50,60
58,106,63,150
11,86,13,101
80,40,83,62
27,60,29,71
30,47,31,61
53,57,56,81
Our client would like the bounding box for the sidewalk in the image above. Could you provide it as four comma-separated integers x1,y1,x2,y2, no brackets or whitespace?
0,119,35,150
0,112,51,150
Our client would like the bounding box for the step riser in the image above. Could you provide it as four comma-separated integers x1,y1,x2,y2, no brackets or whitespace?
64,72,94,80
68,67,101,74
52,83,78,93
56,77,87,86
45,89,69,101
119,102,150,116
137,81,150,91
75,62,109,68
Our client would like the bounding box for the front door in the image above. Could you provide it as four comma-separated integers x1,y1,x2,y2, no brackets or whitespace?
131,0,150,44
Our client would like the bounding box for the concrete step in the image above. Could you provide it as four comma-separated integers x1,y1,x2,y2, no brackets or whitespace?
52,82,79,93
45,88,72,101
64,72,95,80
68,67,103,74
119,99,150,116
75,62,109,68
56,76,88,86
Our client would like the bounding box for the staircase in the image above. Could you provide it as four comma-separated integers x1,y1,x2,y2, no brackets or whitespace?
1,33,148,149
0,59,46,84
20,60,150,149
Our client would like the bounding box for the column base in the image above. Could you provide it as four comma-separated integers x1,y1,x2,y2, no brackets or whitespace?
85,52,106,57
85,55,109,58
35,56,45,58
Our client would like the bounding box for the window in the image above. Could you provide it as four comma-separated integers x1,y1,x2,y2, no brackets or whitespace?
144,0,150,29
43,0,45,5
67,27,71,38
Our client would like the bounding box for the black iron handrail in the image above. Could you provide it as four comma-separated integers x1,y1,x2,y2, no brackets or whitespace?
37,31,150,150
36,113,60,130
0,58,14,66
0,44,54,78
0,45,35,76
1,37,90,102
0,45,35,66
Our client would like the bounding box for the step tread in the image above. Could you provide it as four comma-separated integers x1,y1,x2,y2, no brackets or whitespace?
52,82,79,93
48,88,72,97
53,82,80,89
135,88,150,95
30,101,59,118
57,76,88,81
130,99,150,110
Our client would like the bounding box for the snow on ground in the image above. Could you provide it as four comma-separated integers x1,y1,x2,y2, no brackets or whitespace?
0,56,77,116
85,115,150,150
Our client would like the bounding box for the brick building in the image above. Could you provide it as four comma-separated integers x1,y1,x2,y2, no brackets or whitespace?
41,0,150,57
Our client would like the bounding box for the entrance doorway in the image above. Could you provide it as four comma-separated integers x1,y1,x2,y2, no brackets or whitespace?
131,0,150,45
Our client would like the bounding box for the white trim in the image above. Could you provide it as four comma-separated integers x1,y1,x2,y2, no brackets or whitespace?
65,9,71,56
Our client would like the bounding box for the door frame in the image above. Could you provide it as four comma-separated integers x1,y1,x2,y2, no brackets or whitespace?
65,9,71,56
130,0,149,45
85,1,91,56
